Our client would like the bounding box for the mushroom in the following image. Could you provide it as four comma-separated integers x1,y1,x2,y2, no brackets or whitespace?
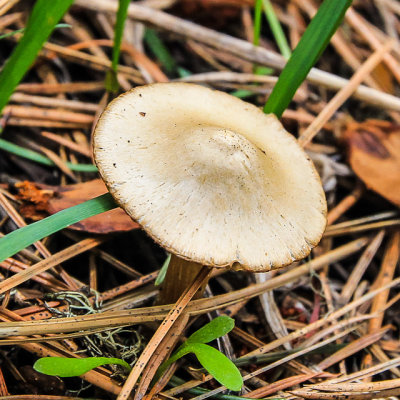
93,83,327,304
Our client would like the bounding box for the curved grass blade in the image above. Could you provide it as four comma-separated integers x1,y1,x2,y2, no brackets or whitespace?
34,356,131,377
0,138,97,172
264,0,353,118
0,194,116,263
0,0,74,113
262,0,291,59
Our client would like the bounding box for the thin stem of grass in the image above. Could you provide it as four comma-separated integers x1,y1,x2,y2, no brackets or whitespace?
262,0,291,59
0,138,97,172
253,0,263,46
144,28,176,74
105,0,131,92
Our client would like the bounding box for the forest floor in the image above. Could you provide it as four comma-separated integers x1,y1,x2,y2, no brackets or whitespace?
1,0,400,399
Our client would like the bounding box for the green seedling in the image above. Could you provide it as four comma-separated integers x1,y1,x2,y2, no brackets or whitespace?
156,316,243,392
32,316,242,391
33,356,131,378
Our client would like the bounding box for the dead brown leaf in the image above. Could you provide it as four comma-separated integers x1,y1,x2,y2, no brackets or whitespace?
15,180,138,233
344,120,400,207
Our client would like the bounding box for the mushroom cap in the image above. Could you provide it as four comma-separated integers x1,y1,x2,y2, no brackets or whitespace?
93,83,327,271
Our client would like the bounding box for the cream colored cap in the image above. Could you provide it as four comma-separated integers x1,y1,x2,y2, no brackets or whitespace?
93,83,326,271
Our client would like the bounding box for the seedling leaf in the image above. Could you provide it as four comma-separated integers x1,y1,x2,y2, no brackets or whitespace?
192,343,243,391
186,316,235,344
33,356,131,377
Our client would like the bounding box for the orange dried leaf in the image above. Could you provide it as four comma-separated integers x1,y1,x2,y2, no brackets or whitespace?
15,181,53,221
15,180,138,233
344,120,400,206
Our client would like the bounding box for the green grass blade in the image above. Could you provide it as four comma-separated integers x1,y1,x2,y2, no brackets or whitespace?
155,253,171,286
0,138,97,172
105,0,131,92
262,0,291,59
253,0,263,46
0,0,74,113
144,28,176,74
264,0,353,118
0,24,71,41
0,194,116,263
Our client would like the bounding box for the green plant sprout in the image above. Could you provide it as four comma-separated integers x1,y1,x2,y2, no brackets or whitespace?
33,316,242,391
33,356,131,378
156,316,242,391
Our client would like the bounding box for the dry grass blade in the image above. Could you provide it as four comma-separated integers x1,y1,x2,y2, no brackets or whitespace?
369,231,400,333
0,237,105,295
340,230,385,304
326,184,364,225
317,325,391,370
319,356,400,384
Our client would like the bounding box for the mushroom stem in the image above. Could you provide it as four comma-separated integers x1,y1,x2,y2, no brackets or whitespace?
157,254,209,304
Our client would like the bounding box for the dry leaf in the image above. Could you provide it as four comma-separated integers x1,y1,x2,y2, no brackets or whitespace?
344,120,400,206
15,180,139,233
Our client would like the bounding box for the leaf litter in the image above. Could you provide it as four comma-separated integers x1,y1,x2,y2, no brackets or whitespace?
0,1,400,399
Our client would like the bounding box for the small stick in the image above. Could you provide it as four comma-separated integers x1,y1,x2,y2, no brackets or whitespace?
16,81,105,94
369,231,400,333
3,105,94,125
324,218,400,237
9,93,98,112
340,230,385,304
67,39,169,83
327,184,364,225
346,7,400,84
40,131,92,158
